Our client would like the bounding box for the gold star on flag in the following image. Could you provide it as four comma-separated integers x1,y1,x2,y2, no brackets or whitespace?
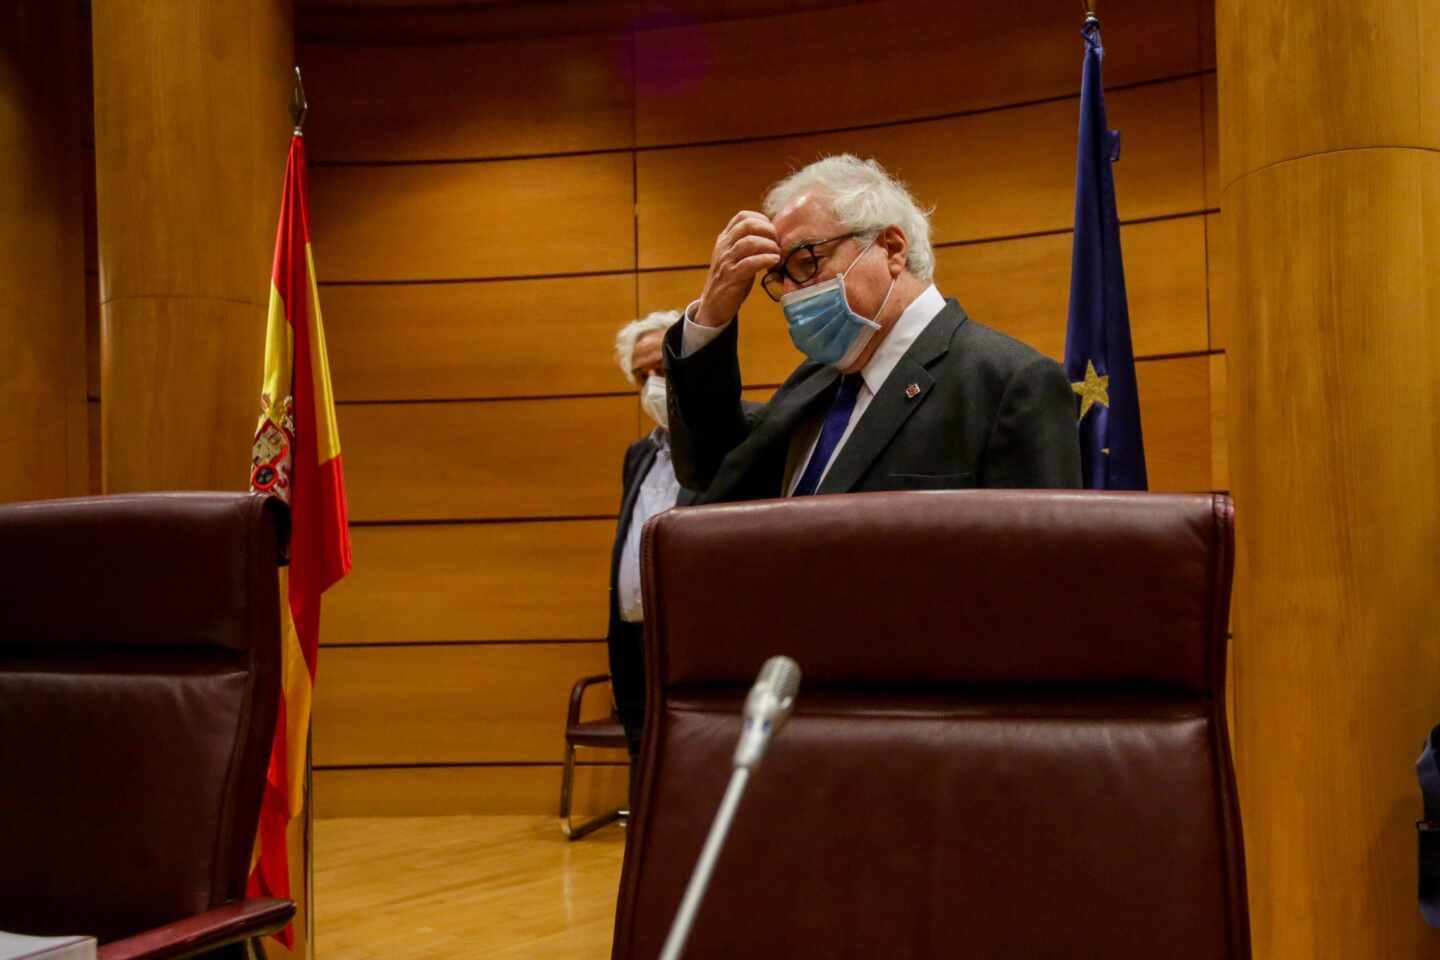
1072,360,1110,421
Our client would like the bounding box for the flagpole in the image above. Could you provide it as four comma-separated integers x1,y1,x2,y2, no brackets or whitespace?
295,64,315,960
291,67,308,137
305,727,315,960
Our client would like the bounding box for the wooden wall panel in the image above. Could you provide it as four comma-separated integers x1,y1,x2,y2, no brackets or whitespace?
1200,0,1216,70
313,642,625,766
102,298,260,494
92,0,290,495
1209,352,1229,491
309,152,635,282
325,274,637,401
636,77,1207,268
634,0,1202,146
1216,0,1440,186
315,764,629,818
87,399,101,495
82,147,96,273
1136,354,1213,492
1219,133,1440,956
340,395,634,521
1206,211,1231,351
937,216,1210,362
91,2,290,307
2,0,91,504
323,521,614,645
639,215,1210,387
1204,72,1220,209
85,270,99,399
301,33,635,162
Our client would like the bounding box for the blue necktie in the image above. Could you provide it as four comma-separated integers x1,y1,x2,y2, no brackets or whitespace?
792,374,863,496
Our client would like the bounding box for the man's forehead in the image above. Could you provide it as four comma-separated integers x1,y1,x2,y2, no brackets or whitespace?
774,192,839,251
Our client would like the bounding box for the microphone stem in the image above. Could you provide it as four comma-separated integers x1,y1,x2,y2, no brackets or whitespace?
657,765,752,960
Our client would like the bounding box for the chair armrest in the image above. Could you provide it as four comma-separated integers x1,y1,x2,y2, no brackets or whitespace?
567,673,612,727
97,897,296,960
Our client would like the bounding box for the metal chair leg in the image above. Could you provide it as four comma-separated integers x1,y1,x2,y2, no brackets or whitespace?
559,740,576,827
560,742,627,840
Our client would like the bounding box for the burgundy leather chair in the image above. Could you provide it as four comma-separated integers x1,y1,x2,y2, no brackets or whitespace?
0,493,295,958
613,490,1249,959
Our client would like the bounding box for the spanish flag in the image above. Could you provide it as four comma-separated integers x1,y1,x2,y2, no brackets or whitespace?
247,131,352,946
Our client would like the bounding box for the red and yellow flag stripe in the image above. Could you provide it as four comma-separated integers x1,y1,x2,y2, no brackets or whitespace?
248,132,352,948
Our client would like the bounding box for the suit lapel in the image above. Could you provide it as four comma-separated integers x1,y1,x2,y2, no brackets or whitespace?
614,440,658,547
817,300,966,494
703,366,839,501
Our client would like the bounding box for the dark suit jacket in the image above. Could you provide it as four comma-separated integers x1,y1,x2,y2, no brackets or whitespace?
663,298,1082,503
607,432,698,752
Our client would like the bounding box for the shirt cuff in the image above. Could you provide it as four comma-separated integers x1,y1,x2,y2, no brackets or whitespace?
680,298,730,357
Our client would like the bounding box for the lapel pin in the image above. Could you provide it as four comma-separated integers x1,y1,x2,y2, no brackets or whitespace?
905,383,921,399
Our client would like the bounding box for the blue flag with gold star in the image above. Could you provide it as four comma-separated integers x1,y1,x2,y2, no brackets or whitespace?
1063,18,1147,490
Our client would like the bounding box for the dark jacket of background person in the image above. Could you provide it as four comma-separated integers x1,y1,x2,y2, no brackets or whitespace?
607,433,698,757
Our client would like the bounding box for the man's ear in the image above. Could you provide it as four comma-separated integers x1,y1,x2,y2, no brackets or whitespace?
881,225,909,276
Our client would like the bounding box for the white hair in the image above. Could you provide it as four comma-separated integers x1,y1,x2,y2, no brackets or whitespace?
614,310,680,385
762,154,935,282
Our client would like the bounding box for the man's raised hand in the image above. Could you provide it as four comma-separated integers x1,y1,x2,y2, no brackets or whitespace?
694,210,782,329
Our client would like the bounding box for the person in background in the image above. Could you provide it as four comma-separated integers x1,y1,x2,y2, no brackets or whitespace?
665,154,1081,501
608,311,697,767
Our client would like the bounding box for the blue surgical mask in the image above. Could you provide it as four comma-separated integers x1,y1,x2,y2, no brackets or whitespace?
780,240,896,368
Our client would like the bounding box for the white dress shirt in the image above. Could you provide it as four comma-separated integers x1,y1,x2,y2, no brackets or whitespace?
681,283,947,493
617,428,682,622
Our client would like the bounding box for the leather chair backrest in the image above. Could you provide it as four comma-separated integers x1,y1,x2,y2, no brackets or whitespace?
0,493,286,943
614,490,1249,959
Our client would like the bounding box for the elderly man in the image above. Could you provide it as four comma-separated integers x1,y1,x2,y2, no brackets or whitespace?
665,154,1081,501
608,311,697,759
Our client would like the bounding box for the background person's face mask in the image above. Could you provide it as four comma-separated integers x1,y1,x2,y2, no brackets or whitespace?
640,374,669,428
779,239,896,368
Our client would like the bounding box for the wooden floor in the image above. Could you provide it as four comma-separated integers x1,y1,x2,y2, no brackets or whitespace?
315,815,626,959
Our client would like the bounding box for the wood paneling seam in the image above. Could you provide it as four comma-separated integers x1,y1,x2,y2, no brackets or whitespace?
98,294,258,307
316,210,1219,287
306,69,1216,166
1220,143,1440,196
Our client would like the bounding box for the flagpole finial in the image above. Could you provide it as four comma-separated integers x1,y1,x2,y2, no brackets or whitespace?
290,66,308,136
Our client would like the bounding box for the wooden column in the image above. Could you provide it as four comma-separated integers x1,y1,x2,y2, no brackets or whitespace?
0,1,89,503
92,0,293,492
1216,2,1440,956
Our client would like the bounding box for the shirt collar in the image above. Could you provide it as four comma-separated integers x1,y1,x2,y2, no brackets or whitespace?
859,283,946,395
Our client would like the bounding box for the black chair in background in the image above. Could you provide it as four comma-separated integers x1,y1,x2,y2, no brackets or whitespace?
560,673,630,839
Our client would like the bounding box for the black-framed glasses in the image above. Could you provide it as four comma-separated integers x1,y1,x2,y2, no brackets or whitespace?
760,232,860,302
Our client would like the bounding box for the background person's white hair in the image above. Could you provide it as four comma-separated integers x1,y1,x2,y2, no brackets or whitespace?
762,154,935,283
614,310,680,385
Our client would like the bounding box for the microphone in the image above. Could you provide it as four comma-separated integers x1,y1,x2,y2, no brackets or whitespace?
657,656,802,960
734,655,801,769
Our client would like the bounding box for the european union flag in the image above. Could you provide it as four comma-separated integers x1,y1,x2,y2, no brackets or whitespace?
1063,19,1147,490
